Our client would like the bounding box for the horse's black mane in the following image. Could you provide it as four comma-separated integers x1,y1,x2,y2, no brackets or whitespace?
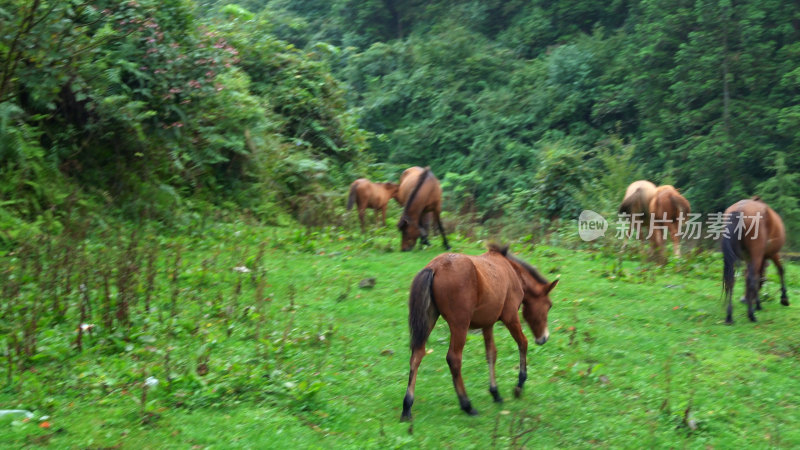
488,243,549,284
404,167,430,213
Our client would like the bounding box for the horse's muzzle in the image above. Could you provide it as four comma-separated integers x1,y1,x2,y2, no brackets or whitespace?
535,328,549,345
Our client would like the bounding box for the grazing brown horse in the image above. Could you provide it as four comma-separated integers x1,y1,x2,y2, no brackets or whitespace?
648,185,691,257
347,178,400,232
722,197,788,323
619,180,658,241
401,244,557,420
397,167,449,251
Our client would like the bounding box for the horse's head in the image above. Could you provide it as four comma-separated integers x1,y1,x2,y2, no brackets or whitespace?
398,216,421,251
522,277,556,345
490,245,556,345
384,183,401,201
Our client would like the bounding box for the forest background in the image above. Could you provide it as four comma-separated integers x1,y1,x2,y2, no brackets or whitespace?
2,0,800,247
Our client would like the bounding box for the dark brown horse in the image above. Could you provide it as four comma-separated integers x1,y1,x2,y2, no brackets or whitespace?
401,244,557,420
347,178,400,232
648,185,691,257
397,166,449,251
722,197,788,324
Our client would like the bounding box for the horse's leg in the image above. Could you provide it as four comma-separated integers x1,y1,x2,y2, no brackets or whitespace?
401,347,428,422
482,327,502,403
745,260,762,321
652,227,662,253
753,261,764,311
771,254,789,306
670,220,681,257
743,261,770,305
652,225,667,263
446,323,477,415
401,316,438,421
417,214,431,246
754,253,768,312
374,207,382,228
726,280,735,325
358,205,366,232
434,211,450,250
503,317,528,398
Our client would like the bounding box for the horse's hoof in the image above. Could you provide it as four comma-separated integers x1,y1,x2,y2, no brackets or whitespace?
725,318,733,325
748,315,757,322
400,413,412,422
459,397,477,415
781,297,789,306
489,387,503,403
514,386,522,398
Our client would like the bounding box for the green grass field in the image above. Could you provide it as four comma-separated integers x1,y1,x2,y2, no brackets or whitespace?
1,221,799,448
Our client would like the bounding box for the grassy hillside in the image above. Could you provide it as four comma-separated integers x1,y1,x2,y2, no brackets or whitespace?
1,219,799,448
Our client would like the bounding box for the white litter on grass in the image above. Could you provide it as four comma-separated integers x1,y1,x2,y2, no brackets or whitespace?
0,410,34,419
145,376,159,388
233,266,252,273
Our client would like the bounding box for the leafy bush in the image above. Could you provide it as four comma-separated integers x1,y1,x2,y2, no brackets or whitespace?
529,141,588,221
0,1,373,243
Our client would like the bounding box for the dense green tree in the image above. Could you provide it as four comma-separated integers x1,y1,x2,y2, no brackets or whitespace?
3,0,800,246
624,0,800,215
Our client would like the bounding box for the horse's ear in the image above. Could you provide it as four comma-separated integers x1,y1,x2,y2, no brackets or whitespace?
487,242,509,255
546,279,559,294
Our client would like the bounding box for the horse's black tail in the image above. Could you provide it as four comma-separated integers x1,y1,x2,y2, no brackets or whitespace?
346,183,357,211
722,210,742,309
409,268,437,351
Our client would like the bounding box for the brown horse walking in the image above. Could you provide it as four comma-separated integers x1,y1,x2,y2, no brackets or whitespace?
619,180,658,243
400,244,557,420
648,185,691,257
722,197,788,324
347,178,400,232
397,166,449,251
